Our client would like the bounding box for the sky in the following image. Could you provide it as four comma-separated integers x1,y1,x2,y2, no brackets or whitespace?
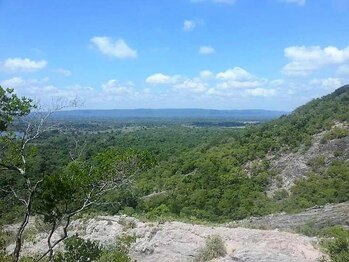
1,0,349,111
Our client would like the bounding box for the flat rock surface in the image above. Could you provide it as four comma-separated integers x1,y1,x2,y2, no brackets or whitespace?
5,215,325,261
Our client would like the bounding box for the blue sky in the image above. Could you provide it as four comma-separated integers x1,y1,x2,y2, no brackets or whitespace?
1,0,349,110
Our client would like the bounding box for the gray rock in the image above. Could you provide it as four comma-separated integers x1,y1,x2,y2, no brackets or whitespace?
6,215,325,262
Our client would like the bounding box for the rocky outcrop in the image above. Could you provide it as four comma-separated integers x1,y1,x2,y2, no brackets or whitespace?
228,201,349,231
5,215,325,261
267,123,349,196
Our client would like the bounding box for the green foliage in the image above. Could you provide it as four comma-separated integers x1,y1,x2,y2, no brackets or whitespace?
98,235,135,262
296,222,321,237
321,127,349,143
53,234,134,262
320,227,349,262
0,86,34,131
2,85,349,232
0,229,11,262
307,156,326,172
97,250,130,262
132,86,349,221
194,235,227,262
282,161,349,213
295,224,349,262
54,235,102,262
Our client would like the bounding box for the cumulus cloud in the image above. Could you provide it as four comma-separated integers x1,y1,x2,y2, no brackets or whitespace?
174,79,208,93
183,20,196,32
216,67,255,81
102,79,135,95
0,77,94,105
279,0,306,6
145,67,276,98
282,45,349,76
145,73,178,85
213,67,271,93
199,46,215,55
2,58,47,72
2,77,26,88
90,36,137,59
1,76,145,107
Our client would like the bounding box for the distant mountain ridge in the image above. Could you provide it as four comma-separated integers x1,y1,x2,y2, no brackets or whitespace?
52,108,287,121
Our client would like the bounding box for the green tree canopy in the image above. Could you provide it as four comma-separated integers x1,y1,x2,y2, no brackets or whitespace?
0,86,34,131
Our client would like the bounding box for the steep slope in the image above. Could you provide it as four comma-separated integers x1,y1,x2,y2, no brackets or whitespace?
135,85,349,221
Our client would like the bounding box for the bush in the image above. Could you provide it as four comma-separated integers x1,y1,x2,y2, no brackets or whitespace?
321,127,349,143
98,235,135,262
0,230,11,262
54,235,102,262
322,236,349,262
53,234,135,262
194,235,227,262
295,222,320,237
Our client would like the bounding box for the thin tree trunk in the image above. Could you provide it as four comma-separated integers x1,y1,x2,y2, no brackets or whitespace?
12,207,30,262
36,216,72,262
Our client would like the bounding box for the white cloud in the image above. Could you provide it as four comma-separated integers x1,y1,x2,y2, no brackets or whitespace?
282,45,349,76
90,36,137,59
174,79,208,93
191,0,236,4
215,67,268,90
216,80,265,89
279,0,306,6
199,46,215,55
183,20,196,32
309,78,343,90
216,67,254,81
102,79,134,95
145,73,179,85
54,68,71,77
0,77,93,105
2,58,47,72
244,88,276,97
2,77,26,87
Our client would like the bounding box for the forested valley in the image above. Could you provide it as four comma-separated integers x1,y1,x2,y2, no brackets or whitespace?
1,85,349,261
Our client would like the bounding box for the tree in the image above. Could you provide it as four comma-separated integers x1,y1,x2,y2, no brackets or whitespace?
0,86,78,261
0,86,33,132
0,86,36,261
35,149,153,261
0,86,153,261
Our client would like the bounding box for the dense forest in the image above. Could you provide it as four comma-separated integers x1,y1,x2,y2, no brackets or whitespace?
1,85,349,223
1,85,349,261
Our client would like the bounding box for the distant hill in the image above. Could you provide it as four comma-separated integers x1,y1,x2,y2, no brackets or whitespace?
51,108,287,121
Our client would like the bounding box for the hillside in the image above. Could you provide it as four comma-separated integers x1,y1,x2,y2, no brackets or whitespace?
132,85,349,221
1,85,349,261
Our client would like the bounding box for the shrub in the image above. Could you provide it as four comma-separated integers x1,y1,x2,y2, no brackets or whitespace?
97,234,135,262
322,236,349,262
54,235,102,262
194,235,227,262
295,222,320,237
0,230,11,262
321,127,349,143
